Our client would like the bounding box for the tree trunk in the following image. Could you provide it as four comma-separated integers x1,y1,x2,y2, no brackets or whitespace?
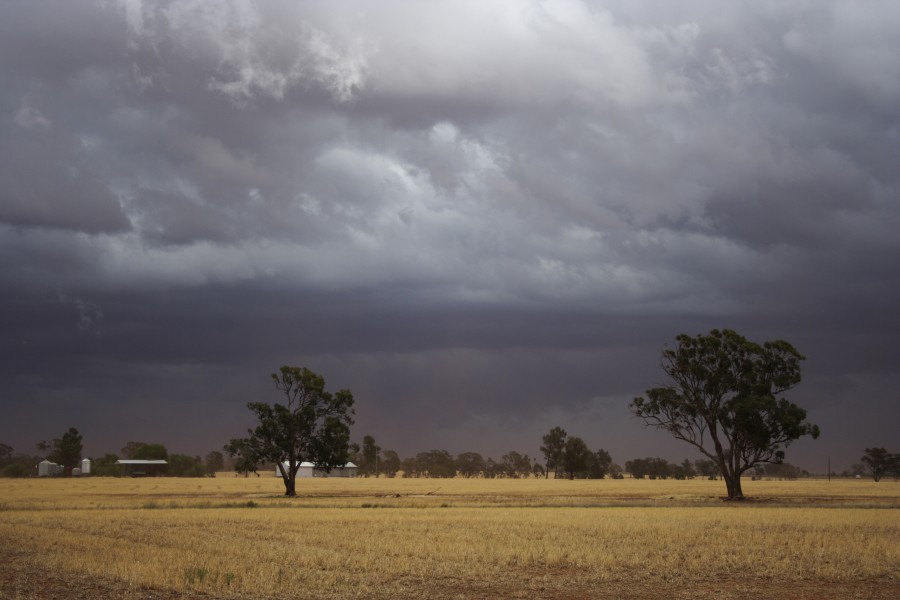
276,461,297,497
731,475,744,499
723,472,744,500
284,474,296,496
709,431,743,500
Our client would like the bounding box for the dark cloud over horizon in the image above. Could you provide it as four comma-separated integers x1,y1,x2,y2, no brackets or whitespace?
2,0,898,472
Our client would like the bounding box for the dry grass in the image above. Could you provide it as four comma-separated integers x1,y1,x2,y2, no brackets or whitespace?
1,477,898,599
2,475,896,510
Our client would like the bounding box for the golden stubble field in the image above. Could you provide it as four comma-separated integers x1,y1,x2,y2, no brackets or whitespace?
1,476,898,600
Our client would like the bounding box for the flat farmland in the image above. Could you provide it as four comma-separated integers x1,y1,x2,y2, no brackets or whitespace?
1,477,898,599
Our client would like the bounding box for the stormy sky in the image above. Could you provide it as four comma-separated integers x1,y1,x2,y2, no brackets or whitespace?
2,0,898,472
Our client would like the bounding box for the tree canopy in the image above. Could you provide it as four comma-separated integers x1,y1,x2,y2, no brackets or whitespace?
861,447,899,482
631,329,820,499
47,427,83,468
359,435,380,477
225,366,354,496
131,443,168,461
561,436,591,480
540,426,567,479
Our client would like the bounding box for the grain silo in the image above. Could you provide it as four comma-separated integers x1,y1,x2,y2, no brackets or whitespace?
38,460,54,477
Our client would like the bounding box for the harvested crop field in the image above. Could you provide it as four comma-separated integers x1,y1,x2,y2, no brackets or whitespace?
1,477,898,599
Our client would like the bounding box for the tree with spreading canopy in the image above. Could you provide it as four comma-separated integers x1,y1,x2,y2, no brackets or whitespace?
227,439,260,477
225,366,354,496
130,443,168,461
456,452,486,478
168,454,205,477
403,449,456,478
561,436,592,480
378,449,401,478
120,441,147,458
861,447,899,482
587,449,613,479
500,451,534,478
630,329,820,499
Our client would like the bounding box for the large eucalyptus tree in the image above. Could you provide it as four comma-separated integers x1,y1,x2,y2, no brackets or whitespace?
631,329,819,499
226,366,354,496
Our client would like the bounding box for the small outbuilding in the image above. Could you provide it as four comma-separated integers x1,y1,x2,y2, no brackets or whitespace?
276,461,358,478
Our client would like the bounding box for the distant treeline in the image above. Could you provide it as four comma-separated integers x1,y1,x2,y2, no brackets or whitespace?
3,430,894,481
0,435,224,478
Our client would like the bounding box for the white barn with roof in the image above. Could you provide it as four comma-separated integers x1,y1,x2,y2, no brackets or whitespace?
276,461,358,478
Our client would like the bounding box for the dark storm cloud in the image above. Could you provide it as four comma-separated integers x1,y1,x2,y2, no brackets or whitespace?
1,0,898,469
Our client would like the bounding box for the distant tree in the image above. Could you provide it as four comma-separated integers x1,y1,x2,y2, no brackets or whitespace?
3,463,29,478
626,458,671,479
649,457,672,479
379,449,400,478
561,436,591,480
168,454,205,477
0,444,34,476
668,461,689,480
0,443,13,466
694,459,718,479
501,451,533,478
407,450,456,478
631,329,820,499
131,443,168,461
680,459,696,479
120,441,147,459
205,451,224,475
587,449,612,479
456,452,486,478
608,463,624,479
360,435,380,477
482,457,500,479
91,453,121,477
399,456,416,477
540,427,568,479
225,366,354,496
227,439,259,477
861,447,899,482
46,427,83,468
346,442,362,468
2,447,38,476
624,458,643,479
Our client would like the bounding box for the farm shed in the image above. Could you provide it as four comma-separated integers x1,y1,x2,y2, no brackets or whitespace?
115,459,168,477
276,461,358,478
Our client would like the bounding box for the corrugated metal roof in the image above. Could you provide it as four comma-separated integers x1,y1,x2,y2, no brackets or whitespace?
115,459,168,465
280,461,356,468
